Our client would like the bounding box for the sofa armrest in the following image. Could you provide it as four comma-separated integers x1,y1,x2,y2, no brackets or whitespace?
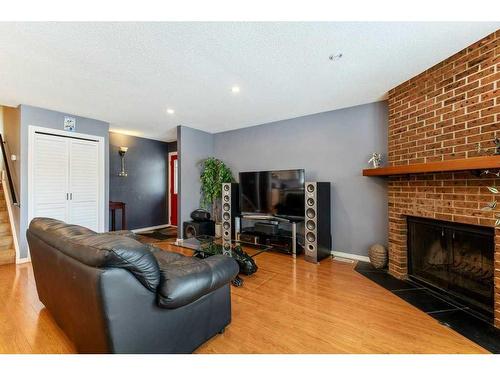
203,255,240,289
100,267,232,353
156,255,239,309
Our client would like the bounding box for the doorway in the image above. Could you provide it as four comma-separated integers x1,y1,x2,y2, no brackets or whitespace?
168,152,178,226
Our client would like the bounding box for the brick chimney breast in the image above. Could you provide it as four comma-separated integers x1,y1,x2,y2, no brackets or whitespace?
386,30,500,328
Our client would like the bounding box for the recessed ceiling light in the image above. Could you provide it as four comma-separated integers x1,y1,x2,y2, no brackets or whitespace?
329,53,343,61
231,86,240,94
166,108,175,115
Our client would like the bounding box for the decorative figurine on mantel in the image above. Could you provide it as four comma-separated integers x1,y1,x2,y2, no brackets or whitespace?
368,153,382,168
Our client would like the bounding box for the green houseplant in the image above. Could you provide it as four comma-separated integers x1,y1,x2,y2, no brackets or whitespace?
199,157,234,227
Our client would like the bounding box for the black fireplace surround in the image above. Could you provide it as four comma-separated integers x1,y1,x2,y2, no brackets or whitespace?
407,216,494,318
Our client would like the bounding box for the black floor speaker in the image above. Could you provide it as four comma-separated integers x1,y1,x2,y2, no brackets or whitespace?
304,181,332,263
222,182,240,252
183,220,215,238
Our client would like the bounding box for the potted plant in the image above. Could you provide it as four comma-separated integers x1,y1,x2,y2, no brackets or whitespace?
199,157,234,237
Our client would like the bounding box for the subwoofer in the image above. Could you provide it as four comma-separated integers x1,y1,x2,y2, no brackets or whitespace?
183,220,215,238
221,182,240,253
304,181,332,263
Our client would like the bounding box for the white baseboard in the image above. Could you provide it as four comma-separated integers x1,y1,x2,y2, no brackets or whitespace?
131,224,173,233
16,258,31,264
331,250,370,263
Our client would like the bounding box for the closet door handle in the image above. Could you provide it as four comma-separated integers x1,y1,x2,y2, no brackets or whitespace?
66,193,69,200
70,193,73,200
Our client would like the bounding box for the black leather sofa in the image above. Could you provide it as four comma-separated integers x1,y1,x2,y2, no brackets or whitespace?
26,218,239,354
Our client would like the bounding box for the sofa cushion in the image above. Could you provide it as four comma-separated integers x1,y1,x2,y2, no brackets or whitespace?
154,253,239,309
28,218,161,292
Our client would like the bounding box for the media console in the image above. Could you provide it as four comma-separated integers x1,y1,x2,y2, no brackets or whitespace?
235,215,304,256
223,169,331,260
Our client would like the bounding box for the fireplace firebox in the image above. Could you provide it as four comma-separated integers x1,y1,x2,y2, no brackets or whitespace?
407,216,494,318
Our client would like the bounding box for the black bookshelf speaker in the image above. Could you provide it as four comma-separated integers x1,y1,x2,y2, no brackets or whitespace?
222,182,240,252
304,181,332,263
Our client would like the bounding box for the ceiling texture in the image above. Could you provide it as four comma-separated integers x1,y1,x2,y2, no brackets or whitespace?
0,22,499,141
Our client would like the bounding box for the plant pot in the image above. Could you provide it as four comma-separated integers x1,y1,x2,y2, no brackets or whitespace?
215,223,222,238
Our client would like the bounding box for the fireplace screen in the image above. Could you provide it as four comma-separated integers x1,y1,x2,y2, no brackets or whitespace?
408,217,494,315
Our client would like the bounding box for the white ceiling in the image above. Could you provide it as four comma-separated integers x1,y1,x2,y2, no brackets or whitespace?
0,22,499,141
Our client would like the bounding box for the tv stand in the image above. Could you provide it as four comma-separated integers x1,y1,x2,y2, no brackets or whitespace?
236,216,304,256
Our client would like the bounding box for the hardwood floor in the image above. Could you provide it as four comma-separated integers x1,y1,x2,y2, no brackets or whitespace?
0,242,489,354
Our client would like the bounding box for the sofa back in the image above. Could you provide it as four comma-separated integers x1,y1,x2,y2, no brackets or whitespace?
28,218,161,291
26,218,162,353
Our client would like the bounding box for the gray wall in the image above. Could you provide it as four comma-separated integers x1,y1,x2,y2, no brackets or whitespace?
177,125,214,237
19,105,110,259
213,101,388,257
109,131,177,230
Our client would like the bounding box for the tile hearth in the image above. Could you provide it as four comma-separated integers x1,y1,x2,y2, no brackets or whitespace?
355,261,500,353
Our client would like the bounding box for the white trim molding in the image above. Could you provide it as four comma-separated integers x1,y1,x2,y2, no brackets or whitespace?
131,224,173,233
331,250,370,263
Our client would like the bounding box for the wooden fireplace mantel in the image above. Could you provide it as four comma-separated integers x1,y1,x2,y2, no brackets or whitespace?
362,156,500,176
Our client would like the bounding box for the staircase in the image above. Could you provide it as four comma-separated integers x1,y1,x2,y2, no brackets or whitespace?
0,182,15,265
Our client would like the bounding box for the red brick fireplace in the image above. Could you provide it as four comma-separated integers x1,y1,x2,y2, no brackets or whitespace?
385,30,500,327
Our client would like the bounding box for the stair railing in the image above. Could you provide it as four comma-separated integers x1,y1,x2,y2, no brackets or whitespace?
0,133,19,206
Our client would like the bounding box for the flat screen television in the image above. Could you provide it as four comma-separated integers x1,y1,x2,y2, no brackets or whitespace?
239,169,305,219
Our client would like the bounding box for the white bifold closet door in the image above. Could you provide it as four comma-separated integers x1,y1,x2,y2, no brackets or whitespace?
33,133,70,222
32,132,100,231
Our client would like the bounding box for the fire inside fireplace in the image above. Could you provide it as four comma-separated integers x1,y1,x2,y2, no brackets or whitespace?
407,216,494,317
